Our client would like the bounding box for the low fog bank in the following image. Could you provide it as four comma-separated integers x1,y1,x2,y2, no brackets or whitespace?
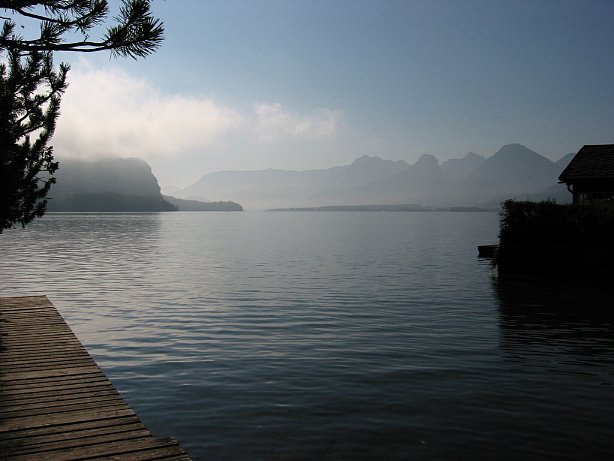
48,157,242,212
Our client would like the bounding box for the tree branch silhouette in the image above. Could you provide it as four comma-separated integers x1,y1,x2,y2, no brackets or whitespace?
0,1,164,231
0,0,163,58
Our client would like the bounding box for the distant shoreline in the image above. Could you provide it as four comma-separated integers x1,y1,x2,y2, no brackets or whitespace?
267,204,496,212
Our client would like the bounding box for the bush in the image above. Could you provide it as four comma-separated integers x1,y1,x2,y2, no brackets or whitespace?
496,200,614,279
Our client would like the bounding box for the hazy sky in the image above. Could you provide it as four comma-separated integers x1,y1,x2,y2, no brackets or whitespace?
50,0,614,189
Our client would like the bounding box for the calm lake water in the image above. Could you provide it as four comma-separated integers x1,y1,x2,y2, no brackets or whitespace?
1,211,614,460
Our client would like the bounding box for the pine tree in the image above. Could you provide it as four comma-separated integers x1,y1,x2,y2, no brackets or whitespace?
0,1,164,58
0,49,67,230
0,1,164,231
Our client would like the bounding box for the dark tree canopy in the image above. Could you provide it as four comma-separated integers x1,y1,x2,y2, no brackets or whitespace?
0,1,163,232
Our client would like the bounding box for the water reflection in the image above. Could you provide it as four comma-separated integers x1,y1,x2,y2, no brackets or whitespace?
494,277,614,379
8,212,614,460
490,278,614,461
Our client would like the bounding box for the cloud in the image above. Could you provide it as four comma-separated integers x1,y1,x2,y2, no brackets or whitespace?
52,61,343,168
254,102,342,142
54,64,242,158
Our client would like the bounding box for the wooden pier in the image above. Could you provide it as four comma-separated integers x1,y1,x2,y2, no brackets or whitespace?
0,296,192,460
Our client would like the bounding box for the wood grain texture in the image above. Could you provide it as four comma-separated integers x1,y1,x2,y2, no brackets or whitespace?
0,296,192,460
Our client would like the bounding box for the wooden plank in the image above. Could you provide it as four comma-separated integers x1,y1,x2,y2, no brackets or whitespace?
3,384,121,404
1,429,153,456
0,371,108,386
3,437,183,461
0,407,137,433
0,296,192,460
0,350,88,361
14,350,97,363
0,342,87,354
0,338,88,348
0,384,116,404
0,378,112,395
0,355,96,368
0,334,84,344
0,365,105,380
1,400,130,421
1,395,127,417
0,416,142,440
0,335,83,344
0,422,148,449
0,356,96,370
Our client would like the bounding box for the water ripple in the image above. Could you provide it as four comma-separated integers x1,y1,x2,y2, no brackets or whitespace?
2,212,614,460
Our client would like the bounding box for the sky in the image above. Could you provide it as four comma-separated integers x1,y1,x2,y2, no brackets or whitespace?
43,0,614,190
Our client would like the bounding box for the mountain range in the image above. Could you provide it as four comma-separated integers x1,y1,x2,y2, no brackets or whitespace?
48,157,243,212
177,144,573,210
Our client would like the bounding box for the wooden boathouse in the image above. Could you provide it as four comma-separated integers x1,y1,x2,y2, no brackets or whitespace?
0,296,192,460
558,144,614,204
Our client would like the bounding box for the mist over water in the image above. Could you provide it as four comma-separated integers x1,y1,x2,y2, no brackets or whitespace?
2,212,613,460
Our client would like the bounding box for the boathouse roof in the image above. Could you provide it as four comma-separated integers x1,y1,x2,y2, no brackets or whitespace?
559,144,614,183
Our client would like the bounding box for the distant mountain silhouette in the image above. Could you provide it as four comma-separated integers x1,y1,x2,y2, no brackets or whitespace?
52,157,162,197
465,144,558,191
555,152,575,169
331,155,410,186
441,152,485,182
519,152,577,204
49,192,177,212
48,157,243,212
48,157,176,211
177,144,573,209
179,155,410,209
387,153,450,195
327,154,450,206
451,144,564,206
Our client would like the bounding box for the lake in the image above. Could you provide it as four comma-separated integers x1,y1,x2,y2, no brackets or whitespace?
1,211,613,460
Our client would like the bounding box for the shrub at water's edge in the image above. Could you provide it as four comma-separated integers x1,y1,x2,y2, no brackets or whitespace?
496,200,614,279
